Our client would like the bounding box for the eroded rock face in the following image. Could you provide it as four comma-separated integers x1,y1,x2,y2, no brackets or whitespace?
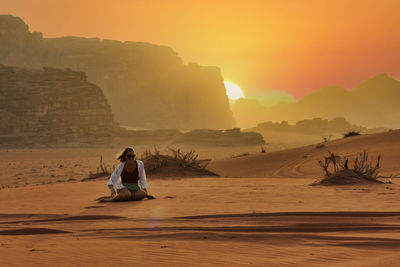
0,64,119,145
0,15,235,130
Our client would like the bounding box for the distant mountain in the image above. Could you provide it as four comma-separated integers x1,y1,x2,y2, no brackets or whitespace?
231,90,295,128
248,117,382,136
0,15,235,130
244,117,387,151
232,74,400,129
245,89,295,107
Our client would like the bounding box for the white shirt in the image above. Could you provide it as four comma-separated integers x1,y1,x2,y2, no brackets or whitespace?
107,160,147,189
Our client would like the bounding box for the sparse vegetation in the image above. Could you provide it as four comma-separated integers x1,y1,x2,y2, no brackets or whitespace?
140,146,166,171
344,131,361,138
315,143,325,149
315,150,382,185
140,146,217,176
232,152,250,158
167,147,211,169
321,135,332,143
82,155,113,181
82,148,218,181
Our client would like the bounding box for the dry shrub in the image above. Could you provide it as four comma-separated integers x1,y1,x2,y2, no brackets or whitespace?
321,135,332,143
315,150,382,185
167,147,212,169
344,131,361,138
232,152,249,158
84,147,218,181
140,146,167,172
140,146,216,176
82,155,113,181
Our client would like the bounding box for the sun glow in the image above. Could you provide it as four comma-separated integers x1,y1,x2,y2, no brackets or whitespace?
224,81,245,100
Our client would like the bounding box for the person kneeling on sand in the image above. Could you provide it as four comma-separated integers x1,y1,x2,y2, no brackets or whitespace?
107,147,155,201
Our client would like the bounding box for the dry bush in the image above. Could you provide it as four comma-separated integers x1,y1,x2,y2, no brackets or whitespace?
318,150,381,180
146,158,167,172
321,135,332,143
351,151,381,177
232,152,249,158
167,147,212,169
344,131,361,138
141,149,153,159
142,146,161,159
82,155,113,181
141,146,166,171
140,146,213,173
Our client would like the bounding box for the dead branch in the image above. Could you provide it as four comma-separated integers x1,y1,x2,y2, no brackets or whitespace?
317,150,382,180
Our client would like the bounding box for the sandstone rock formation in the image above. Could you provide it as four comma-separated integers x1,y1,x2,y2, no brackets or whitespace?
249,117,371,136
244,117,387,151
175,128,265,146
0,15,235,130
0,64,119,145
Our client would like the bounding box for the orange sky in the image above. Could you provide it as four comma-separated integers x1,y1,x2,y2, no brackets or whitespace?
1,0,400,99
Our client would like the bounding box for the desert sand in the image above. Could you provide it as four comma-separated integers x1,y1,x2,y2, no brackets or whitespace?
209,129,400,179
1,130,400,266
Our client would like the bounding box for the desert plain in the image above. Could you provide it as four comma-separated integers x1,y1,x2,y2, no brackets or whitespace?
1,130,400,266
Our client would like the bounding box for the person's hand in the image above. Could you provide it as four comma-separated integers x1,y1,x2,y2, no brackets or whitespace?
108,185,116,198
143,188,156,199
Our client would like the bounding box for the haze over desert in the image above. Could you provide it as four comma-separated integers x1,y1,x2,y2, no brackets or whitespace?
1,1,400,266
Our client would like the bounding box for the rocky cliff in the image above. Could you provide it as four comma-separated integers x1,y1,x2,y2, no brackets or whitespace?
0,64,119,145
0,15,235,130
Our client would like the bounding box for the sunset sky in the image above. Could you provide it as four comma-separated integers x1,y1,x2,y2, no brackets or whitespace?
1,0,400,99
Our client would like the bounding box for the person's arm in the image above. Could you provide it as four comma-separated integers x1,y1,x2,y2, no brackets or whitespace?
107,163,124,196
138,161,156,199
138,160,147,193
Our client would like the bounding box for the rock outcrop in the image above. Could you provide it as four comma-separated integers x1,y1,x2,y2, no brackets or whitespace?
249,117,371,136
116,127,265,146
0,15,235,130
175,128,265,146
0,64,119,145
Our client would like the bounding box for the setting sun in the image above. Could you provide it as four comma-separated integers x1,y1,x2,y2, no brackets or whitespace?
224,81,245,100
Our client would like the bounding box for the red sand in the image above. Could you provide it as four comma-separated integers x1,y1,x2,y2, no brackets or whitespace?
209,129,400,179
0,129,400,266
1,178,400,266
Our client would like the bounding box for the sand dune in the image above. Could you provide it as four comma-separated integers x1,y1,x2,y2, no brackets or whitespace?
1,177,400,266
209,129,400,178
1,130,400,266
0,145,260,189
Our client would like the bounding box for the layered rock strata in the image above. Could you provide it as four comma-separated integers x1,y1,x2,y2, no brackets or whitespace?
0,64,119,145
0,15,235,130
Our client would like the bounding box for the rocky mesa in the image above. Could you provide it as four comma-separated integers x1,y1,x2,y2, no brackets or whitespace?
0,15,235,130
0,64,119,145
